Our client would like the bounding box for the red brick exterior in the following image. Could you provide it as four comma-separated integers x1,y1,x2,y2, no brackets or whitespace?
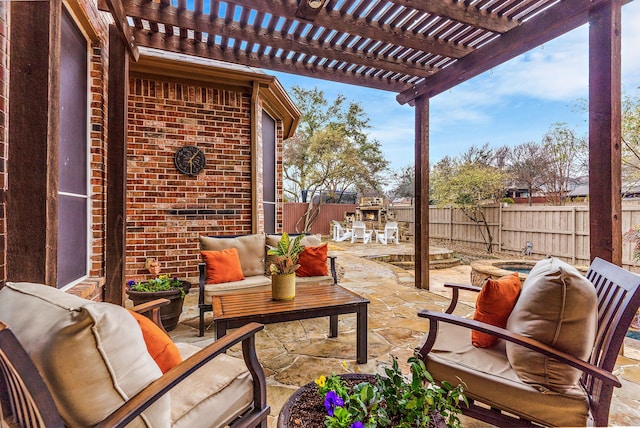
126,71,291,283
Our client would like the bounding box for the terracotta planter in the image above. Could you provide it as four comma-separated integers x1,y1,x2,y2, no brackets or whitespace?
271,273,295,301
126,281,191,331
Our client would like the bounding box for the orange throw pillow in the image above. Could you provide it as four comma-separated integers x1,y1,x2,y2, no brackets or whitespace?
128,310,182,373
472,272,522,348
296,243,328,277
201,248,245,284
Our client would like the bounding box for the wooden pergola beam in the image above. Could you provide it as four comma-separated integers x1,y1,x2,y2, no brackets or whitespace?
391,0,518,33
123,0,437,78
396,0,621,104
132,29,413,92
224,0,473,58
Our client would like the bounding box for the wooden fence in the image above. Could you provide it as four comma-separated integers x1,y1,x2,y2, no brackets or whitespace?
283,203,357,235
428,204,640,270
283,202,640,270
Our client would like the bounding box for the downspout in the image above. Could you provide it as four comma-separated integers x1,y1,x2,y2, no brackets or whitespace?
250,81,259,233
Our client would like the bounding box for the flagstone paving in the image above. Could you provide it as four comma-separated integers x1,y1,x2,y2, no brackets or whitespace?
171,241,640,427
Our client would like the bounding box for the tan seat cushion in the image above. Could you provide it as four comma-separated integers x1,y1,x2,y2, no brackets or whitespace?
0,282,169,428
200,234,266,277
423,322,590,427
506,257,597,393
171,343,254,428
203,275,272,300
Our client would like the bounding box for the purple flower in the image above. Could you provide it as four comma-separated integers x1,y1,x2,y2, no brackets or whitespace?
127,280,135,287
323,390,344,417
350,422,364,428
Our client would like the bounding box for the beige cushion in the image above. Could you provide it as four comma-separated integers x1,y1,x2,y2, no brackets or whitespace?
200,234,266,277
171,343,254,428
265,233,322,248
424,322,590,427
203,276,272,300
0,282,169,428
506,257,597,393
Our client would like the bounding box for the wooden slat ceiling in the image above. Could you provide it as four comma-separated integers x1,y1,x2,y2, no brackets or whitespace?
115,0,620,103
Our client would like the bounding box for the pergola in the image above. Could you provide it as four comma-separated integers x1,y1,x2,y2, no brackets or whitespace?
100,0,625,292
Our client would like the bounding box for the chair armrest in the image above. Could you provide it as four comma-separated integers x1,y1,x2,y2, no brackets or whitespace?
417,310,621,388
131,298,171,332
328,255,338,285
442,283,481,314
95,322,268,428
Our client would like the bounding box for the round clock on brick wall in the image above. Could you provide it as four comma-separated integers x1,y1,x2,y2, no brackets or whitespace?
174,146,206,176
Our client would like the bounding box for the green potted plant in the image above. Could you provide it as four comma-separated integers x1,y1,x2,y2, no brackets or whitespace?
267,233,305,300
281,353,467,427
126,258,191,331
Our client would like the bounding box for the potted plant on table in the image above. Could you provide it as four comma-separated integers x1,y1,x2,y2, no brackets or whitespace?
267,233,305,301
126,258,191,331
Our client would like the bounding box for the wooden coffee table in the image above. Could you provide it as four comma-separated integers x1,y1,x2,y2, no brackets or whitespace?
212,283,370,363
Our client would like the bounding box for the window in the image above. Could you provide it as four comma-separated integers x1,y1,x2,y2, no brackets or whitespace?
57,8,89,287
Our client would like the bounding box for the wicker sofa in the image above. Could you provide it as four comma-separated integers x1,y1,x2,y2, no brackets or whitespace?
197,233,338,336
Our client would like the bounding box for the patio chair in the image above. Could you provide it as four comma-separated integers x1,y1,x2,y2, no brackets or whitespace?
0,282,269,428
351,221,372,244
375,221,399,245
332,220,353,242
416,257,640,427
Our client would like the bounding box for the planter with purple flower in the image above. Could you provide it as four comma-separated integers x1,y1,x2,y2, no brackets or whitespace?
278,354,466,428
125,258,191,331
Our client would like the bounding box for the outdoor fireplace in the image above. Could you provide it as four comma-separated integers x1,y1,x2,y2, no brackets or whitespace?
355,197,387,229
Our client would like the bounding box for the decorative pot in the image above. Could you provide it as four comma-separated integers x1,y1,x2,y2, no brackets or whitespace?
126,281,191,331
271,273,295,301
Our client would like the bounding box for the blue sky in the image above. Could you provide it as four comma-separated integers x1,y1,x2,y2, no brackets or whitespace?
271,1,640,173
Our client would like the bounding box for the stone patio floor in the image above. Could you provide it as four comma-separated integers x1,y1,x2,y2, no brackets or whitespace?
170,240,640,427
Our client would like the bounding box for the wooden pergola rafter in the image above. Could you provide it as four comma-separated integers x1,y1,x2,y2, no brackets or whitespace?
97,0,626,294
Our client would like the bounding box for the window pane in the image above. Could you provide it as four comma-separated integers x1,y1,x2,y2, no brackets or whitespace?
58,195,88,287
59,7,88,195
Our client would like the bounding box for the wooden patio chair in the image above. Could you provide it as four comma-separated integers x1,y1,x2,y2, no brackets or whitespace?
417,257,640,427
0,282,269,428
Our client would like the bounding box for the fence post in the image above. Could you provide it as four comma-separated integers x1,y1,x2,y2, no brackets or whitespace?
498,203,503,252
571,206,577,264
448,206,453,243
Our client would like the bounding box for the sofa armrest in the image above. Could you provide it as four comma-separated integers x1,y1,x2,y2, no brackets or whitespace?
416,310,620,387
95,322,268,428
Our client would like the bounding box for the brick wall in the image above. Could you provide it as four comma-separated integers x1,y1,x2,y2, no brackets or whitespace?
127,75,256,282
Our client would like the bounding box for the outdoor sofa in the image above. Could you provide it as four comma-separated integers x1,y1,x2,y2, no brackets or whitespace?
198,233,338,336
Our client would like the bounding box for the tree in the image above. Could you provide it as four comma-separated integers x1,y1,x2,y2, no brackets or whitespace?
387,164,415,202
621,89,640,192
283,86,389,204
431,146,509,253
506,142,549,206
540,123,587,205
